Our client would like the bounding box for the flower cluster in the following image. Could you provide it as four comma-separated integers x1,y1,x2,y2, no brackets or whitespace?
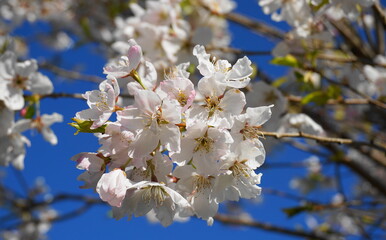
112,0,234,70
72,40,272,226
0,38,62,169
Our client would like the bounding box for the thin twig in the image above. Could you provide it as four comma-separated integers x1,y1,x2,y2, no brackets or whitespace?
214,214,331,240
205,46,272,56
39,62,104,83
287,95,371,105
224,12,285,40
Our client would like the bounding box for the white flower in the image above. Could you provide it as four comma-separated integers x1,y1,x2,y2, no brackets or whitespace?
0,121,30,170
75,77,120,129
104,39,142,78
97,122,136,169
173,165,220,220
231,105,273,144
193,45,253,89
171,122,233,176
113,181,194,227
278,113,325,136
258,0,312,27
363,55,386,97
157,77,196,112
0,51,53,110
201,0,236,14
186,88,246,129
118,90,181,160
13,113,63,145
126,151,172,184
71,152,105,189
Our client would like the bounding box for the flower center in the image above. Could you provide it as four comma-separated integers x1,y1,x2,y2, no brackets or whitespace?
95,92,110,111
240,124,263,140
194,132,214,153
229,161,250,178
205,96,222,118
193,175,212,192
141,185,168,206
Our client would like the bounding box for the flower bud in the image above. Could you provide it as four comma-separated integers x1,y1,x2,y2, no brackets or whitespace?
96,169,130,207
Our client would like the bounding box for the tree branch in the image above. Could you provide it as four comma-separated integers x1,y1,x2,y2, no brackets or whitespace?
260,131,386,153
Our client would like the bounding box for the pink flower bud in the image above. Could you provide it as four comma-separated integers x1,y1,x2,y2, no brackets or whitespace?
128,44,142,71
96,169,130,207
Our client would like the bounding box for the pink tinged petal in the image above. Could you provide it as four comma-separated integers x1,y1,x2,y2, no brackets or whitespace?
141,61,157,90
105,83,116,110
193,151,221,177
117,108,144,132
77,171,103,189
246,105,273,126
91,112,112,129
219,89,246,115
107,75,120,97
170,138,195,165
160,124,181,153
75,108,102,121
207,112,232,129
134,90,161,115
103,64,129,78
198,75,227,97
132,129,159,159
226,56,253,88
237,141,265,169
161,99,181,123
193,45,214,77
185,105,208,128
71,152,104,172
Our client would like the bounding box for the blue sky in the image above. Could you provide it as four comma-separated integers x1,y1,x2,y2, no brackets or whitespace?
0,1,343,239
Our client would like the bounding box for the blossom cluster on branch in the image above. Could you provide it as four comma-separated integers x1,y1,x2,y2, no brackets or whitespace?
71,41,272,226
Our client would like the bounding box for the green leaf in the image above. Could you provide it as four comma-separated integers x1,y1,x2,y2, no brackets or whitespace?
272,77,287,88
270,54,300,68
283,205,313,218
69,118,106,135
311,0,329,11
180,0,193,15
24,105,36,119
326,85,341,99
301,91,328,105
80,17,92,40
